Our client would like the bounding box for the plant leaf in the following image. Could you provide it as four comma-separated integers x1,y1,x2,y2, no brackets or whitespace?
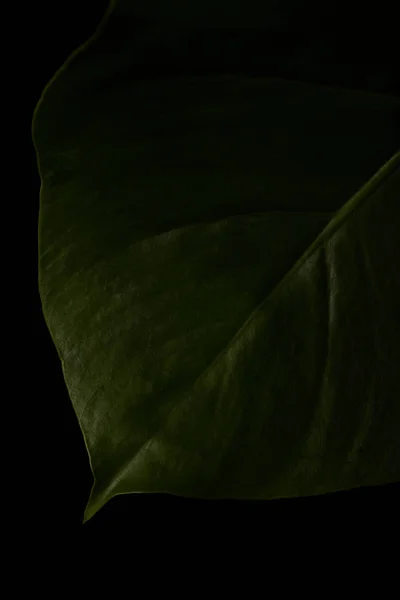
33,0,400,523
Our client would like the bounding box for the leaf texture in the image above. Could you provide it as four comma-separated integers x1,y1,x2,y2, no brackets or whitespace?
33,0,400,523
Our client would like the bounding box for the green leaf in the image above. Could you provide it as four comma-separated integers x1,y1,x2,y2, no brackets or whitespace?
33,1,400,523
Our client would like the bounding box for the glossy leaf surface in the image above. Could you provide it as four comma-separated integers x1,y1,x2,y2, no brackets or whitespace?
33,0,400,522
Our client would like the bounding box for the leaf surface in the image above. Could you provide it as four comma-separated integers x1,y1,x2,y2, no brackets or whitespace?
33,0,400,523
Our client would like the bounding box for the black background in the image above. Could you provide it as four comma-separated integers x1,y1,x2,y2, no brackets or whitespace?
32,0,399,534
